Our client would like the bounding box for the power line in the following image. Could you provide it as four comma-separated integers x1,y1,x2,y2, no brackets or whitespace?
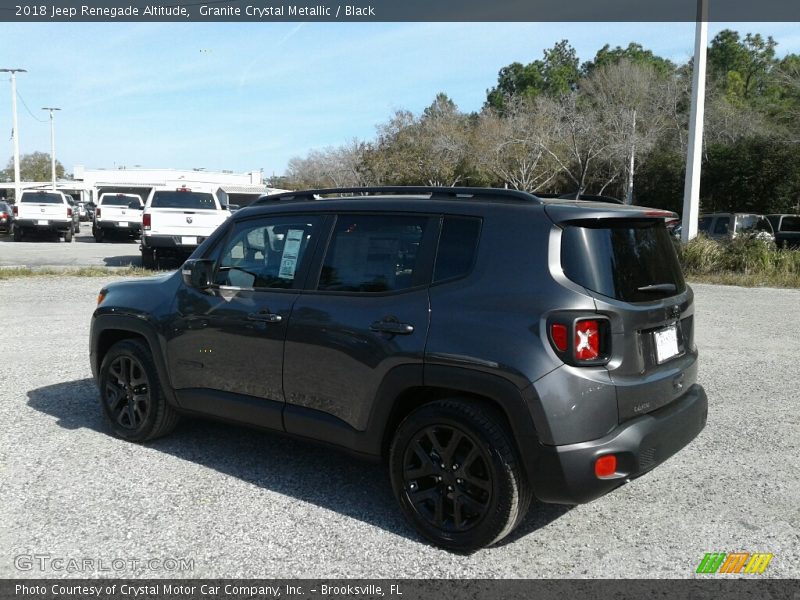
16,90,47,122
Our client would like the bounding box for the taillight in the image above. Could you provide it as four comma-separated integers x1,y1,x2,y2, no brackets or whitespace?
96,207,101,218
12,205,18,216
143,212,151,230
550,323,568,352
594,455,617,478
574,319,600,361
67,207,73,217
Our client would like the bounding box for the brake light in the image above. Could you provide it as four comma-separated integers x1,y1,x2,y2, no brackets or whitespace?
550,323,568,352
96,207,101,218
574,319,600,361
176,186,191,192
0,212,6,219
67,207,73,217
143,212,151,230
13,205,18,216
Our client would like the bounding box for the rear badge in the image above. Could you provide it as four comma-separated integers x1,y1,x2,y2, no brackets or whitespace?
186,216,193,224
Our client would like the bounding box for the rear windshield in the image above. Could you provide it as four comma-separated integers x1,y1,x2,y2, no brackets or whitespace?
778,216,800,232
101,195,141,207
561,220,686,302
151,191,217,209
736,215,772,234
20,192,63,204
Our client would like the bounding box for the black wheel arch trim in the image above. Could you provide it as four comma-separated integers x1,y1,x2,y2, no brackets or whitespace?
91,313,179,407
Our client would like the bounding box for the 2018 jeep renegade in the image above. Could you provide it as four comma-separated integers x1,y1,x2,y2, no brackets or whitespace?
90,186,708,552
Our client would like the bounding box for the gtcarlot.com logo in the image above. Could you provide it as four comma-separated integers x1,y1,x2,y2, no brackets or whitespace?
14,554,194,573
696,552,773,574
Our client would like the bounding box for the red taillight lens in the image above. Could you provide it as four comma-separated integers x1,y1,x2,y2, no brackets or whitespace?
12,205,18,216
574,319,600,361
595,454,617,478
551,323,568,352
143,212,151,230
67,207,73,217
96,207,101,218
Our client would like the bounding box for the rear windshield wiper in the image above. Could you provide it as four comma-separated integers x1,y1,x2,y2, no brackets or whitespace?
637,283,677,294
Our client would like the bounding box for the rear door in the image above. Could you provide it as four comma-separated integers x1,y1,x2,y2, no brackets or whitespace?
282,212,437,436
556,213,697,422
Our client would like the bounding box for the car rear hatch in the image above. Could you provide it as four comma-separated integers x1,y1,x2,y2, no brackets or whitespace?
546,201,697,424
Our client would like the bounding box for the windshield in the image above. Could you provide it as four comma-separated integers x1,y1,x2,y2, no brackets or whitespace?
102,195,141,207
736,215,772,234
20,192,63,204
150,191,217,209
561,220,686,302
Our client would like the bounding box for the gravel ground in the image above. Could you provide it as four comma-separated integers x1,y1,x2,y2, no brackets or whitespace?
0,277,797,578
0,230,141,268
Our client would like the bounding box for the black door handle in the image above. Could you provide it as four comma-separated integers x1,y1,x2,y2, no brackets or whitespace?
247,311,283,323
370,320,414,335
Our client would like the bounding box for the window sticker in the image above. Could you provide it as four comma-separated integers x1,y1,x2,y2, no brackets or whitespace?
278,229,304,280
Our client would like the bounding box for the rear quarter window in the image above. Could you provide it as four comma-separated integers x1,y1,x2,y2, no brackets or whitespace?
561,220,686,302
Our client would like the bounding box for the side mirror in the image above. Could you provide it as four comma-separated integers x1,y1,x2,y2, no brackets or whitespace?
227,204,240,212
182,258,214,289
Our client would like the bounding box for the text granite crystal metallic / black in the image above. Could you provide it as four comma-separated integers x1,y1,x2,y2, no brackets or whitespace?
90,186,708,552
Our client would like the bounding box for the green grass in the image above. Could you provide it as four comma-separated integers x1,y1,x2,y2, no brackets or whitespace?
679,235,800,288
0,266,157,280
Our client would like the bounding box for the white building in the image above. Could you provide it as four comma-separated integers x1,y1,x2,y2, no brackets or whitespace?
1,165,288,207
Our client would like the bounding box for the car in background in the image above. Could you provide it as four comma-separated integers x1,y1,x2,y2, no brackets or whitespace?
697,212,774,244
93,193,144,242
766,214,800,249
76,201,89,221
64,194,81,234
13,189,76,242
0,201,13,233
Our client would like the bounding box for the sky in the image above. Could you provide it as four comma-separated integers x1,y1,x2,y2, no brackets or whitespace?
1,22,800,177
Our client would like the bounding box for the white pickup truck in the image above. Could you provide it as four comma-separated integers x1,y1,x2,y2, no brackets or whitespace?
140,184,230,268
93,193,144,242
13,189,76,242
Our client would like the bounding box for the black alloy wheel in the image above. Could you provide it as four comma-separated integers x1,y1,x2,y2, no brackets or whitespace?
402,424,492,533
98,340,179,442
104,354,151,430
389,399,531,552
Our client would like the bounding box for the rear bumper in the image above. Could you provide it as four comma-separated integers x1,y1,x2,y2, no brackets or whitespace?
96,220,141,232
531,383,708,504
141,234,208,251
15,218,72,231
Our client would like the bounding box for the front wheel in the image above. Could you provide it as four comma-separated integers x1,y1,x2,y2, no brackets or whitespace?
98,339,180,442
389,399,531,552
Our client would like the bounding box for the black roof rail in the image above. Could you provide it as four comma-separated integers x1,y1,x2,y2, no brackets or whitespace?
532,191,625,204
254,186,541,205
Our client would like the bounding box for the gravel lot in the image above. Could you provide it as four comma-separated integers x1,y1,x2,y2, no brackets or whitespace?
0,230,141,268
0,276,797,578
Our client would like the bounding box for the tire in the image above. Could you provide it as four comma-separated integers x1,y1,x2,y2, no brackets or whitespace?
76,222,81,233
98,339,180,442
389,398,531,552
93,227,104,243
13,226,22,242
64,226,73,243
141,247,155,269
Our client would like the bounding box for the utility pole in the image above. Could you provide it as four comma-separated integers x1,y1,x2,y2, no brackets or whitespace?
42,107,61,190
681,0,708,242
0,68,27,202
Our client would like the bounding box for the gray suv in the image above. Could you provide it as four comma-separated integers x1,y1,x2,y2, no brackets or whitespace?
90,187,707,552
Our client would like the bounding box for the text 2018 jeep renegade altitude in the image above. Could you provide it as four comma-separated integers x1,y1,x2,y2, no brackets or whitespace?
90,187,708,551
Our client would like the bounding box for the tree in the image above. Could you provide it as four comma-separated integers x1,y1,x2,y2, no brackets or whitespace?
486,40,579,111
581,42,674,77
4,152,65,182
708,30,778,103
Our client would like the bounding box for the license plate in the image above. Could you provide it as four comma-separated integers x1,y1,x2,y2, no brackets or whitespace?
118,221,128,228
180,236,197,246
654,324,680,364
37,220,49,226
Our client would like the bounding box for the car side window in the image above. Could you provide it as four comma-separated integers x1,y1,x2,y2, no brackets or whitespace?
698,216,712,232
214,216,319,290
713,218,729,235
318,214,429,293
433,216,482,283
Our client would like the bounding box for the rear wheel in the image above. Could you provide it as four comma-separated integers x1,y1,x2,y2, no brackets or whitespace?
64,226,73,243
98,339,180,442
93,227,104,243
13,226,22,242
141,247,155,269
389,398,531,552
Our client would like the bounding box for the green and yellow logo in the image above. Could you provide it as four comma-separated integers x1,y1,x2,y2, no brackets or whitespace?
696,552,773,574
